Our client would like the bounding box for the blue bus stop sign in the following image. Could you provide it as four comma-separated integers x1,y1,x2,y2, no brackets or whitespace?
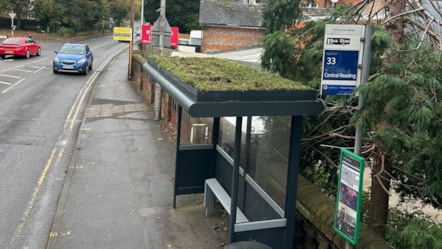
321,25,365,96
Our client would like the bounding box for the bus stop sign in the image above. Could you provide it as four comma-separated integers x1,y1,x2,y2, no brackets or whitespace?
321,25,365,96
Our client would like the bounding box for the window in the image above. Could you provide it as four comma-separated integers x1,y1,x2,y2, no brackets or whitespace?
303,2,319,8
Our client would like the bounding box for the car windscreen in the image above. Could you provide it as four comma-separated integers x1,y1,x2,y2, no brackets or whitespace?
3,39,22,44
60,45,85,55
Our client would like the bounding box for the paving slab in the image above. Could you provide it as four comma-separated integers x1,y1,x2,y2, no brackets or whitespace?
47,49,228,249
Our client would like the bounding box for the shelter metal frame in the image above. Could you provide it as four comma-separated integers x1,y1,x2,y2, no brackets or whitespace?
143,62,323,249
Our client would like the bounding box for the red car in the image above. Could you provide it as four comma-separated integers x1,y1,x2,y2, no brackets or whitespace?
0,36,41,59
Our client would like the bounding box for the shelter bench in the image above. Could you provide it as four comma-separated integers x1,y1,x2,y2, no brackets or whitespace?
204,178,249,223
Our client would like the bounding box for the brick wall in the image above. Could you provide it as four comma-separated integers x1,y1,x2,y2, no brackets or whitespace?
202,26,265,53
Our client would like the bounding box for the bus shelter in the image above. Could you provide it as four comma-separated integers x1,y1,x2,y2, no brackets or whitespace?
143,61,324,249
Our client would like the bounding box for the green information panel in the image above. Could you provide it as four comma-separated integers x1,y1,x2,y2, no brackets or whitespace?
334,148,365,245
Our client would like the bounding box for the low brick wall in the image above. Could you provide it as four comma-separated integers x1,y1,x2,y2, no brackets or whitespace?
297,176,394,249
132,52,182,144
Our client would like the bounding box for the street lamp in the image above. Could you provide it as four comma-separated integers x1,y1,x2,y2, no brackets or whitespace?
140,0,144,27
9,11,16,36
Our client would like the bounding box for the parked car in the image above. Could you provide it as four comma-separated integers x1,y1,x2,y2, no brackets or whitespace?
53,43,93,75
0,36,41,59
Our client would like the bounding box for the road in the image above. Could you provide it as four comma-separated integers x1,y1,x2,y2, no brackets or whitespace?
0,35,130,249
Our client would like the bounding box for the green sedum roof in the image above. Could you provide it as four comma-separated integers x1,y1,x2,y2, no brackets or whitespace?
149,55,311,92
142,54,324,117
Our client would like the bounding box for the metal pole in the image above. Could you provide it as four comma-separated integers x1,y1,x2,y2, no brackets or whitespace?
159,0,165,56
172,106,183,208
140,0,144,27
154,0,166,121
154,83,162,120
354,24,373,156
350,24,373,249
284,115,304,249
128,0,134,80
229,116,243,243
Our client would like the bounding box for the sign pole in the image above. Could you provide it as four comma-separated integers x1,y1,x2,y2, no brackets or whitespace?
350,23,373,249
154,0,166,121
354,25,373,155
9,11,16,36
323,24,373,249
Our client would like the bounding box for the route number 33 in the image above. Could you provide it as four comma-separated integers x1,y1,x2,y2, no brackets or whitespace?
326,56,337,65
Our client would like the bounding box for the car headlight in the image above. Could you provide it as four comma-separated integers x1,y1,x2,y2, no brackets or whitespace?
77,58,86,64
53,57,60,63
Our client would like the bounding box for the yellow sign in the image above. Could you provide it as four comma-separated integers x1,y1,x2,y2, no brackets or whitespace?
113,27,132,41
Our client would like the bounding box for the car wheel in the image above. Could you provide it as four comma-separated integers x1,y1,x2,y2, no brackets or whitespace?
83,65,89,75
25,50,30,59
0,55,4,59
37,48,41,56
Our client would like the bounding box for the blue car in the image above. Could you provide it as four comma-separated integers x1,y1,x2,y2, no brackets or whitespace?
53,43,93,75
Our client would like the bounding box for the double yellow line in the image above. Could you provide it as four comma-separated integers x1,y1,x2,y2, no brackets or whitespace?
8,46,128,248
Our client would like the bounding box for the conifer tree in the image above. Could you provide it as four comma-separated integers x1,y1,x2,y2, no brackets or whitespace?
261,0,442,239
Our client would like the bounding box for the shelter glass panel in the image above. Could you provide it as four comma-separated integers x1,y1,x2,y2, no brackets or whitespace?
179,110,213,145
219,116,290,208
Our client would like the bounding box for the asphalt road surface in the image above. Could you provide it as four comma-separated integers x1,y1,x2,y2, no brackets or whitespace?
0,35,129,249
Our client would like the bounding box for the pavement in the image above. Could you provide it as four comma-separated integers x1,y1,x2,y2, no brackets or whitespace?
46,49,229,249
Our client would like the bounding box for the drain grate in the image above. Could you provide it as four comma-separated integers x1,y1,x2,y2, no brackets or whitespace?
84,103,147,118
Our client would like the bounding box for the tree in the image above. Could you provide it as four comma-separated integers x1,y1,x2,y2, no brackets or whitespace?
0,0,8,11
166,0,200,33
109,0,131,26
33,0,65,32
353,0,442,236
31,0,130,34
358,40,442,234
143,0,160,24
261,0,442,241
261,0,302,33
386,208,442,249
143,0,200,34
2,0,31,28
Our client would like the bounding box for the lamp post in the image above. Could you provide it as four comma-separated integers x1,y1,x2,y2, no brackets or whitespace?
129,0,134,80
9,11,16,36
140,0,144,27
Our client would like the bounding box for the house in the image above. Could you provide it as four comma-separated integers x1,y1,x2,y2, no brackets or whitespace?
198,0,385,54
199,0,265,53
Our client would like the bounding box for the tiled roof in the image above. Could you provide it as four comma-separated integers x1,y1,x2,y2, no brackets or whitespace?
199,0,263,27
